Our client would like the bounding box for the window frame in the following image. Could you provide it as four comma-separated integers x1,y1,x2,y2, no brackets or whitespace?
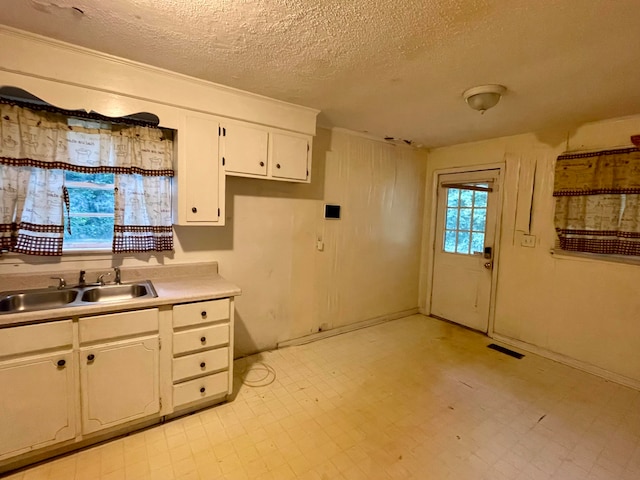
442,184,489,256
63,175,115,253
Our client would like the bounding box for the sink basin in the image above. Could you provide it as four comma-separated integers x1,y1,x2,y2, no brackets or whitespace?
81,282,157,303
0,280,158,314
0,288,78,314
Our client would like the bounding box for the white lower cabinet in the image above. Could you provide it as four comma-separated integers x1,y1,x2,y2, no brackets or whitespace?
80,336,159,435
0,351,75,460
172,298,233,410
0,297,235,472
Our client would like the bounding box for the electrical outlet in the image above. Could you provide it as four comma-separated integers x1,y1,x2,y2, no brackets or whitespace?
521,234,536,248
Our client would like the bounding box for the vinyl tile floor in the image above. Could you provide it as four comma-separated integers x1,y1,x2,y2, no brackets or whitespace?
4,314,640,480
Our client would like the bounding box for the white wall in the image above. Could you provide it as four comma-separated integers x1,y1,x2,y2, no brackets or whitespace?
420,114,640,387
0,128,427,356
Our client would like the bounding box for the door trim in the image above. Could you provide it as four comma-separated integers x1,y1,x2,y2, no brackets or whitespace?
425,163,505,335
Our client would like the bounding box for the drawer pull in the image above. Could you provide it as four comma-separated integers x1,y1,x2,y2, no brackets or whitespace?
192,207,197,213
200,362,206,368
200,387,206,393
87,354,95,362
201,311,207,318
200,336,206,344
276,163,281,169
57,359,66,367
259,161,265,167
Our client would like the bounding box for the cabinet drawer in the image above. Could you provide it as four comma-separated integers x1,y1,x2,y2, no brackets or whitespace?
79,308,158,344
173,347,229,383
173,324,229,356
173,371,228,408
0,320,72,358
173,298,229,328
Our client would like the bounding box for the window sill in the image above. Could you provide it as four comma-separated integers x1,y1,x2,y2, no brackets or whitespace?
550,249,640,267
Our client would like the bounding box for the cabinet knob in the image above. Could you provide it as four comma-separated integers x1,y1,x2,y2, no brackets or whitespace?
200,362,206,368
87,354,95,362
259,161,265,167
201,311,207,318
276,163,281,169
57,359,66,367
200,336,206,343
191,207,197,213
200,387,206,393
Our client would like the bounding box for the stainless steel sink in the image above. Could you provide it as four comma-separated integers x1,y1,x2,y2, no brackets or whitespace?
0,288,78,313
0,280,157,314
80,281,157,303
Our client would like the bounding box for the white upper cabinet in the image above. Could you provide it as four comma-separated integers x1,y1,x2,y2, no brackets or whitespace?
269,131,311,181
221,122,312,183
173,113,224,225
220,123,269,176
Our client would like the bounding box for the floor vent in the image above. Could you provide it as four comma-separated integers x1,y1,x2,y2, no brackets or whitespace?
487,343,524,359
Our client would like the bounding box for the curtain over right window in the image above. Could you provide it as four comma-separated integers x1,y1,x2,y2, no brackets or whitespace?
554,147,640,256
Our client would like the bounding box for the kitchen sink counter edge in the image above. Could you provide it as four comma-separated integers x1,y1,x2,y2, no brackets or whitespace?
0,263,241,328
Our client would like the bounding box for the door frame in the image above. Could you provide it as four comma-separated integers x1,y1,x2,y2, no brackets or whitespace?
425,163,505,335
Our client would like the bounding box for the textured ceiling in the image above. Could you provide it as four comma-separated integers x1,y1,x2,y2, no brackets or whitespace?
2,0,640,147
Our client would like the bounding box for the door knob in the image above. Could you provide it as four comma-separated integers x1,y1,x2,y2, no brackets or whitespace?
484,261,493,269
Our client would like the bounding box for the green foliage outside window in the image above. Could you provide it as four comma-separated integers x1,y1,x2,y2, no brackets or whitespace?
63,172,115,250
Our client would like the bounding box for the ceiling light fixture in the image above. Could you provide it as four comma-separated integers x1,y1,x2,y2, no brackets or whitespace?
462,84,506,114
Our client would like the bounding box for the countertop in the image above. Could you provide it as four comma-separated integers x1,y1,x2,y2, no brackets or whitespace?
0,263,241,329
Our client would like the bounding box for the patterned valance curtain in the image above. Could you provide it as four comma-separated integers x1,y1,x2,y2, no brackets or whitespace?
0,103,174,255
111,127,174,253
553,147,640,255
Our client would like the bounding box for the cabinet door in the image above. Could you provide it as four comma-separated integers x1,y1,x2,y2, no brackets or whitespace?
221,123,268,176
0,352,75,460
184,115,220,222
269,132,310,181
80,336,159,435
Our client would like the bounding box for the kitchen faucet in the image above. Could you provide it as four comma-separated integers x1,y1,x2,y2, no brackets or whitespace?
78,270,86,286
114,267,121,284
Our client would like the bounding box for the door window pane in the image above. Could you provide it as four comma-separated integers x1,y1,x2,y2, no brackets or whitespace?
456,232,470,254
447,188,459,207
471,232,485,253
446,208,458,229
474,190,487,207
458,208,472,230
442,185,489,255
444,230,457,253
472,208,486,231
460,189,474,207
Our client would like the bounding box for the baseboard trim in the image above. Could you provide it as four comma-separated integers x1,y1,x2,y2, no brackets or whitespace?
277,308,420,348
491,333,640,391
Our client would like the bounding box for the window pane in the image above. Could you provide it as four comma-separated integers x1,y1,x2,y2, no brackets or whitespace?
456,232,470,254
64,217,114,244
444,230,456,252
471,232,485,253
458,208,472,231
447,188,459,207
474,190,488,207
446,208,458,230
460,189,473,207
67,187,114,214
472,208,487,232
65,171,114,184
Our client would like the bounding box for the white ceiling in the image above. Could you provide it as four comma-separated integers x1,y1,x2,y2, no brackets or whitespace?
2,0,640,148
